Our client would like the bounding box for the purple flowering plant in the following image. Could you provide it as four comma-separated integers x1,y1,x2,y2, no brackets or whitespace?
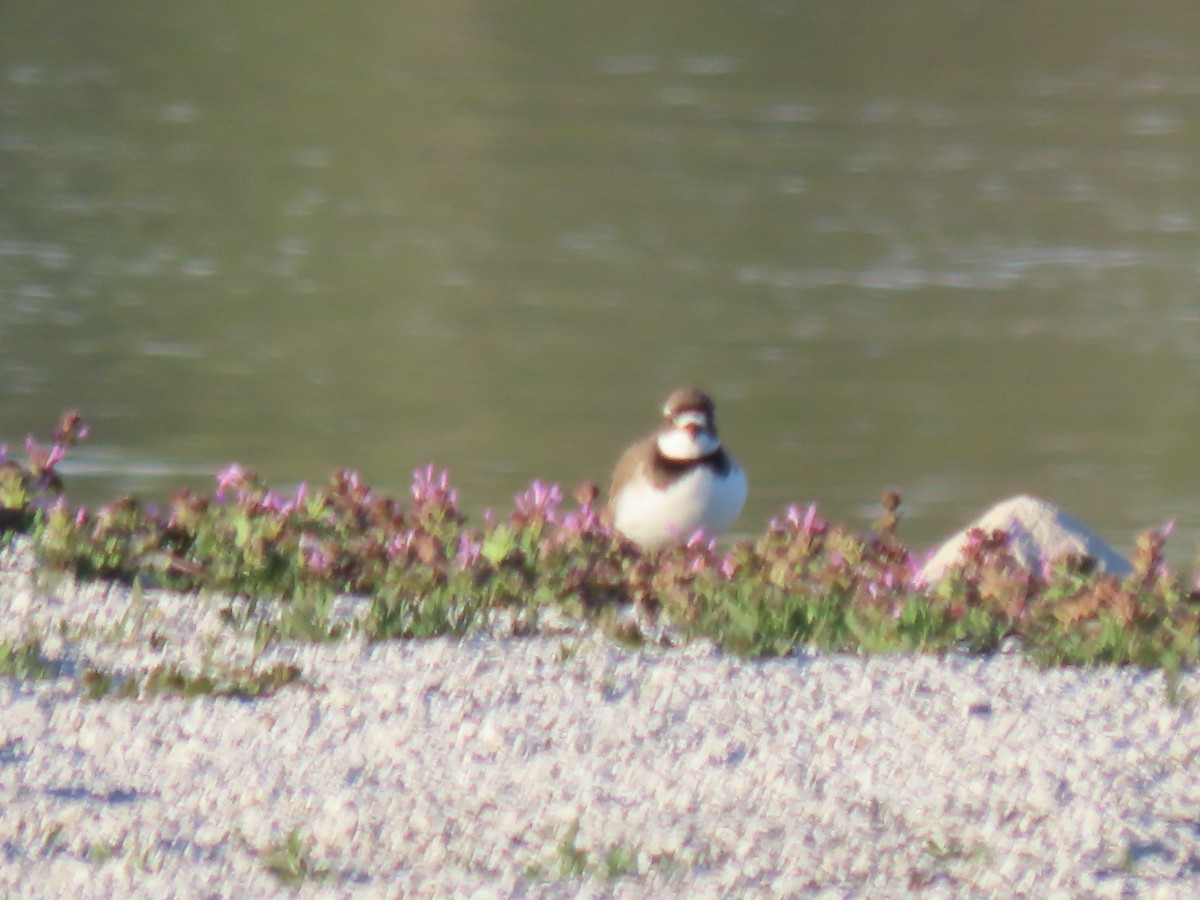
10,412,1200,667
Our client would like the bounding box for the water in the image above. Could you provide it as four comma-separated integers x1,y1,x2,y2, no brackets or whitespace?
3,1,1200,559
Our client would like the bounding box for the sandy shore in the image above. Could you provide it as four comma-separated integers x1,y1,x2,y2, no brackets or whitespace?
1,538,1198,898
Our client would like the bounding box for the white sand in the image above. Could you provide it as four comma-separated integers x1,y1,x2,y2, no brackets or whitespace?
1,538,1198,898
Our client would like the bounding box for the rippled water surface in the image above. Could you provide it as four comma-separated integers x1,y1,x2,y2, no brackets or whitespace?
3,1,1200,555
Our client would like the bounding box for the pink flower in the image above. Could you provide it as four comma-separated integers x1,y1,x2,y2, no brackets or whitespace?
44,444,66,469
411,464,458,509
514,480,562,523
456,534,482,568
388,530,417,558
215,463,250,501
776,502,825,538
304,546,333,576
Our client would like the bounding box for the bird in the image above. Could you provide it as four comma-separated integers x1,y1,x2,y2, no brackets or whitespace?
605,387,747,549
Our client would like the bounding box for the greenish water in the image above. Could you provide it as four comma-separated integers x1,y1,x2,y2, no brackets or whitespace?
3,1,1200,556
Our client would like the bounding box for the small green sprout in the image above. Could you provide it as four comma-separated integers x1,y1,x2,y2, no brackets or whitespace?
261,829,331,887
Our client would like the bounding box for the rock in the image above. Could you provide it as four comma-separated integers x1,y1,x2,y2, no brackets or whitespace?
918,494,1133,585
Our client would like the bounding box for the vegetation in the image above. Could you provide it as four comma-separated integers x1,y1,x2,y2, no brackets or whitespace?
1,412,1198,670
77,662,302,701
522,818,661,883
0,638,56,680
260,829,332,887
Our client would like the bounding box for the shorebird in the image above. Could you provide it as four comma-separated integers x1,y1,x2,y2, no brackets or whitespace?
606,387,747,549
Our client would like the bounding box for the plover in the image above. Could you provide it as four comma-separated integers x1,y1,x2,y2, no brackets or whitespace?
606,387,747,549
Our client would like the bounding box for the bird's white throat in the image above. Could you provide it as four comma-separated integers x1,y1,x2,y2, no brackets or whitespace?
656,427,720,461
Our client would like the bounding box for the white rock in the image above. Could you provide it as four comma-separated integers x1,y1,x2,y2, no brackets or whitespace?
919,494,1133,584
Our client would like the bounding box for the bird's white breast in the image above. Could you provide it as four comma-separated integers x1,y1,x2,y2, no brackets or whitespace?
612,463,747,549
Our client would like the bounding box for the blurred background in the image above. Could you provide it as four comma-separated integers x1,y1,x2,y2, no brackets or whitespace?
2,1,1200,557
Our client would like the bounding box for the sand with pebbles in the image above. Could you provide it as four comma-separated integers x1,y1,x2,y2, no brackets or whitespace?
1,528,1198,898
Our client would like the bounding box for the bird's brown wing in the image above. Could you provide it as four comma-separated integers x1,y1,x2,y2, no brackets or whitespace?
604,433,663,517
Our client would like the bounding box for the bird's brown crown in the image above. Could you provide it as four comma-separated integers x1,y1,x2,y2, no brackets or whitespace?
661,387,715,423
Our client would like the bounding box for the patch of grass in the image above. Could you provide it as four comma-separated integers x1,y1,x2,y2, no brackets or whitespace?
601,844,638,879
923,836,988,863
79,662,302,701
87,841,117,864
79,669,114,700
554,636,585,663
3,411,1200,672
908,835,990,889
525,818,659,883
233,584,349,655
0,638,56,680
261,829,331,887
107,581,154,643
556,819,589,878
